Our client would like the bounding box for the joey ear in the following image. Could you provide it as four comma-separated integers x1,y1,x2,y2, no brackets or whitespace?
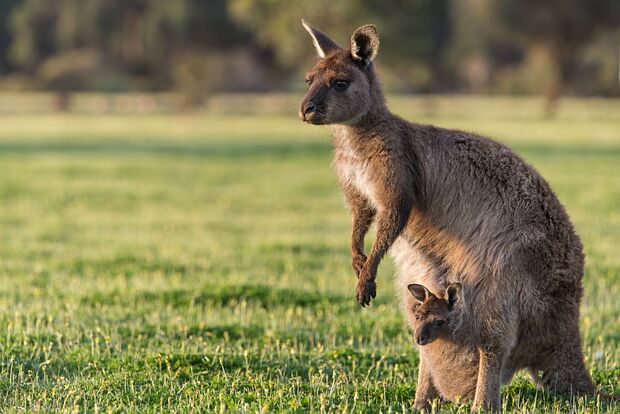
445,283,462,309
302,19,340,58
350,24,379,67
408,284,429,303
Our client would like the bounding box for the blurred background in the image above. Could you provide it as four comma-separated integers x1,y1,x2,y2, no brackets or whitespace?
0,1,619,410
0,0,618,115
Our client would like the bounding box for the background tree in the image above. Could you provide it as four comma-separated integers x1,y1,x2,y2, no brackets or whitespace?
495,0,620,115
228,0,452,91
4,0,259,107
0,0,20,74
0,0,618,106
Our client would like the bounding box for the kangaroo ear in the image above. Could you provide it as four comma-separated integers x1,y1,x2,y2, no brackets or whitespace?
302,19,340,59
408,284,429,303
350,24,379,67
445,283,462,309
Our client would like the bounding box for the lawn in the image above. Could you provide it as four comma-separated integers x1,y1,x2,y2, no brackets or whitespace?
0,95,618,412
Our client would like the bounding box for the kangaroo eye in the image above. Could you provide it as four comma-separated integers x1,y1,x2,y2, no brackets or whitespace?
333,80,350,92
436,320,445,326
415,315,420,320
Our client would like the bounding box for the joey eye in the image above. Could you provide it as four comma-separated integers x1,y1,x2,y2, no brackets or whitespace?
435,320,445,327
415,315,420,320
333,80,350,92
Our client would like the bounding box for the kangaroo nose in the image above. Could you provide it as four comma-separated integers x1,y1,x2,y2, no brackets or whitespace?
303,101,316,115
417,334,428,345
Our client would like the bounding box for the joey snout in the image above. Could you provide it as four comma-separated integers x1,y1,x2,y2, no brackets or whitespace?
415,326,432,346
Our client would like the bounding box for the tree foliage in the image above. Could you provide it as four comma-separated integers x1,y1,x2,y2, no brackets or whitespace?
0,0,617,101
495,0,620,113
229,0,452,90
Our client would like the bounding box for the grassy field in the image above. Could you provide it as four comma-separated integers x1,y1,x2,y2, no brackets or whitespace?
0,95,618,413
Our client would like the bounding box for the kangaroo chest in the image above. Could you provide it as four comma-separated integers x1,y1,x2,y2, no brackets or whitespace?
335,149,381,208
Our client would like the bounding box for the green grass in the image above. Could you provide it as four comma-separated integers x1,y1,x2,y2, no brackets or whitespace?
0,95,618,413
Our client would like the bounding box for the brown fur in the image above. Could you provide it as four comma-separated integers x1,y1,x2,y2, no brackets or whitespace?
299,21,595,412
407,283,480,408
300,21,593,410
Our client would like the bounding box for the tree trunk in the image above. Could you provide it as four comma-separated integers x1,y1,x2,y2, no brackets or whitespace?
543,76,562,118
543,44,576,118
53,90,72,112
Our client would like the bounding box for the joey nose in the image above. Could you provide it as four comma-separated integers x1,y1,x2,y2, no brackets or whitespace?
416,334,429,346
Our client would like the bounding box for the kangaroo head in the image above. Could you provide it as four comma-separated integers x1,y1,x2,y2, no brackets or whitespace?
407,283,462,346
299,20,385,125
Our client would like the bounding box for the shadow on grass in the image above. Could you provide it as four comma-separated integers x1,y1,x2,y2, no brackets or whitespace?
81,283,349,309
156,347,417,381
0,140,331,159
115,322,266,342
502,376,620,412
0,140,619,160
0,354,84,382
257,241,342,257
71,255,202,278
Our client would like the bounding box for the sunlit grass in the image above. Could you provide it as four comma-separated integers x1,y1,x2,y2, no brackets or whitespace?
0,95,618,412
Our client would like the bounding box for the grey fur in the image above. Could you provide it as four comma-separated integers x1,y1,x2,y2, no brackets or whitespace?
299,22,594,412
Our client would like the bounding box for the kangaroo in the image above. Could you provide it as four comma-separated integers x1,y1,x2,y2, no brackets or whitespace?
407,283,479,408
407,282,567,410
299,21,594,411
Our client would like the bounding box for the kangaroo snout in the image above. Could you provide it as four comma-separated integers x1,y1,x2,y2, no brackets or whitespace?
415,326,432,345
416,333,429,346
300,100,317,122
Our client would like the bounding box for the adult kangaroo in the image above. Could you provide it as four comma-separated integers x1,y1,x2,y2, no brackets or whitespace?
299,21,594,411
